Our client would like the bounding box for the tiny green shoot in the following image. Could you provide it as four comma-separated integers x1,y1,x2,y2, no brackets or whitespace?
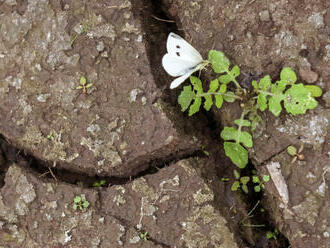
139,231,148,241
266,228,279,240
76,76,93,94
92,180,106,187
287,144,304,163
73,194,90,211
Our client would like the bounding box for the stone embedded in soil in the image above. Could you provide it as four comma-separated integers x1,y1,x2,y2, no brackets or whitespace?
0,160,239,248
299,67,318,84
0,0,203,177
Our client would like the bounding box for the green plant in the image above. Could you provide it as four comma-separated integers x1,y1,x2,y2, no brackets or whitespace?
177,50,322,169
251,171,270,192
266,228,279,240
73,194,90,211
92,179,106,187
76,76,93,94
139,231,148,241
287,144,304,163
231,169,250,194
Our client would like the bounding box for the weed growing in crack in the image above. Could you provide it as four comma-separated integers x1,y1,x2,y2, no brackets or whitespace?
287,144,305,163
266,228,279,240
162,33,323,170
230,169,270,194
92,179,106,187
73,194,90,211
139,231,149,241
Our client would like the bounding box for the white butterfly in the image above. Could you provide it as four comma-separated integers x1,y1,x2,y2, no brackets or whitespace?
162,33,207,89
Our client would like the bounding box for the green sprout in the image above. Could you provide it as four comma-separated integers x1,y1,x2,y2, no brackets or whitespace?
76,76,93,94
176,50,322,169
231,169,250,194
73,194,90,211
139,231,148,241
266,228,279,240
92,180,106,187
46,131,54,141
251,171,270,192
287,144,304,163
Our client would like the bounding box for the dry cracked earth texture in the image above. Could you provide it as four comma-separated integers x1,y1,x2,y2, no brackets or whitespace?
0,0,329,248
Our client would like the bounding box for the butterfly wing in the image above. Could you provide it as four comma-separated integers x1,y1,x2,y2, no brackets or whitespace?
162,53,201,77
170,64,203,89
166,33,203,63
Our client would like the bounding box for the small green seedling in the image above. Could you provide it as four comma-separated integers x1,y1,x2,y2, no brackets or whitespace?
139,231,148,241
266,228,279,240
287,145,304,163
231,169,250,194
252,171,270,192
92,179,106,187
221,177,230,182
73,194,90,211
76,76,93,94
46,131,54,141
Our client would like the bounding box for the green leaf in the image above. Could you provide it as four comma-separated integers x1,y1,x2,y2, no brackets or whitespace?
284,84,318,115
269,95,283,116
242,184,249,194
80,76,87,85
287,146,297,156
240,176,250,185
280,67,297,84
223,91,236,102
189,97,202,116
239,131,253,148
252,176,260,183
178,86,195,112
83,201,90,209
231,65,240,78
257,93,268,111
219,84,227,93
223,142,249,168
231,181,240,191
304,85,322,97
259,75,271,90
204,95,213,111
234,119,251,127
208,50,230,74
209,79,219,92
262,175,270,182
74,196,81,203
254,185,261,192
214,95,223,108
252,80,258,89
233,169,240,179
219,74,232,84
190,76,203,94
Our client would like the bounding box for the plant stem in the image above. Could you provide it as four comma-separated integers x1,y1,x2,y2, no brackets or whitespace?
236,110,248,144
196,92,243,100
256,89,275,96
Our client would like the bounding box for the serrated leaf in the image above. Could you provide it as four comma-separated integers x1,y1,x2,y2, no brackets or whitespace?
280,67,297,84
204,95,213,111
178,86,195,112
219,74,232,84
209,79,219,92
240,176,250,185
234,119,251,127
284,84,318,115
254,185,261,192
231,181,240,191
242,184,249,194
223,91,236,102
304,85,322,97
269,96,283,116
190,76,203,94
233,169,240,179
231,65,240,77
220,127,253,148
189,97,202,116
223,142,248,168
262,175,270,182
252,176,260,183
208,50,230,74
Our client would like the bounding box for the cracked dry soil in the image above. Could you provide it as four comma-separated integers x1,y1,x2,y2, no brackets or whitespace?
0,0,329,248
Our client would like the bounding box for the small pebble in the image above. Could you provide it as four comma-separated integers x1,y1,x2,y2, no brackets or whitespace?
259,10,270,22
299,67,318,83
